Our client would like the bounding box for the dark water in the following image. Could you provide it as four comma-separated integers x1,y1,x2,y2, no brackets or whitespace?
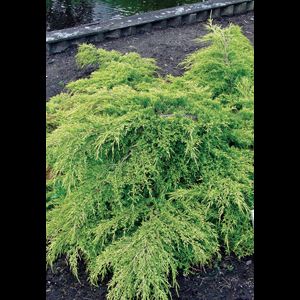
46,0,204,31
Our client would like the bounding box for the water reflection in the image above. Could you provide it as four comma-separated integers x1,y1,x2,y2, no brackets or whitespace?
46,0,203,31
100,0,202,15
47,0,94,31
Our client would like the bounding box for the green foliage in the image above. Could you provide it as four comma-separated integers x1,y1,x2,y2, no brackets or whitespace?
46,22,253,299
46,177,66,210
182,19,253,99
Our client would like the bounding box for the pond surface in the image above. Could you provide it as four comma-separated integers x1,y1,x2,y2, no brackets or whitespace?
46,0,205,31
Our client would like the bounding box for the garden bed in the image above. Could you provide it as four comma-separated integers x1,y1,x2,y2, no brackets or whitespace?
46,11,253,100
47,255,253,299
46,11,254,300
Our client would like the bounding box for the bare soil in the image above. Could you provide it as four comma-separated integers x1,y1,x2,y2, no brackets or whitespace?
46,12,254,100
46,255,254,300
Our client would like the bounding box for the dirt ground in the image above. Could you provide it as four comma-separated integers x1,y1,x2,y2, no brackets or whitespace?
46,12,254,101
46,11,254,300
46,255,254,300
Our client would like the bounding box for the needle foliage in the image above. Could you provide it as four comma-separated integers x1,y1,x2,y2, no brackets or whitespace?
46,22,254,300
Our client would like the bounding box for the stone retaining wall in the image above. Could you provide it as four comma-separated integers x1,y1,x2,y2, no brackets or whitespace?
46,0,254,54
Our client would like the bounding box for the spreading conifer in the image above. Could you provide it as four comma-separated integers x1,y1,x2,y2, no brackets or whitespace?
46,22,254,300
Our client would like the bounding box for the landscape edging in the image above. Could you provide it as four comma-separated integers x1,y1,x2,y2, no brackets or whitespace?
46,0,254,54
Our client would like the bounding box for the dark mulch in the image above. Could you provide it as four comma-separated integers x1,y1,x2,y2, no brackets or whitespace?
46,12,254,100
46,11,254,299
46,255,253,300
171,255,254,300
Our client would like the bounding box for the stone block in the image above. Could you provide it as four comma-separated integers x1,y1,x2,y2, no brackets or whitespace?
46,43,51,55
221,5,234,17
136,23,152,33
234,2,248,14
152,20,167,30
197,10,209,22
168,16,182,27
70,37,86,46
122,26,136,37
247,1,254,12
182,14,197,24
104,29,121,39
212,8,221,19
190,13,197,23
183,13,197,24
89,32,104,43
